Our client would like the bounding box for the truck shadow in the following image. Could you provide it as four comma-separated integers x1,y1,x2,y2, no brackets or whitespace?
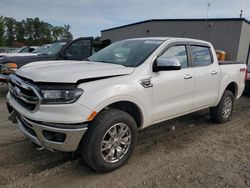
0,85,8,98
6,109,213,178
69,109,214,175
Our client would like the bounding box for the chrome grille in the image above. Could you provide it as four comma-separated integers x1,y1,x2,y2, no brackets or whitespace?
8,74,41,111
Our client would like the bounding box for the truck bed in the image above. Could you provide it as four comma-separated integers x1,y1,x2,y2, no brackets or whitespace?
219,61,245,65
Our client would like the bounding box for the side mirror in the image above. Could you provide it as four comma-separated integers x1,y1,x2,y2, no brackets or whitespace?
153,57,181,72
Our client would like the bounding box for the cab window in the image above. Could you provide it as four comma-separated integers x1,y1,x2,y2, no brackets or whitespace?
191,46,212,66
160,45,188,68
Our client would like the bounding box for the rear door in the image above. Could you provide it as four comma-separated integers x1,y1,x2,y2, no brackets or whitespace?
152,44,195,122
190,45,220,109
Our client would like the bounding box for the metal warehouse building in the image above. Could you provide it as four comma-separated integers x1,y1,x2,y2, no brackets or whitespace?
101,18,250,64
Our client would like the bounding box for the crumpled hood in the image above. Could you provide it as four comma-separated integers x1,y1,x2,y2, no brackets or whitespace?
16,60,134,83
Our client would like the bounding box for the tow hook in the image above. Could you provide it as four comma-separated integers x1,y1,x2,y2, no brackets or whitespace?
36,146,45,151
36,146,55,152
8,110,18,124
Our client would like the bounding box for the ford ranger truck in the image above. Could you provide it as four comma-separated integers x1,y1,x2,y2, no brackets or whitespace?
6,38,247,172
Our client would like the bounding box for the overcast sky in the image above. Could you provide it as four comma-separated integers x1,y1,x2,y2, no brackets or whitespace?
1,0,250,38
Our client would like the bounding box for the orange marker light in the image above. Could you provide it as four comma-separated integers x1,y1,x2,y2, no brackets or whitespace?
87,111,97,121
5,62,17,69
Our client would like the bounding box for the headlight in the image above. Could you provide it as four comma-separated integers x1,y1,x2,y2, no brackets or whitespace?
2,62,18,74
41,88,83,104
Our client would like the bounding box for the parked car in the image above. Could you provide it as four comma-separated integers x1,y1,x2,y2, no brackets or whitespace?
6,37,246,172
12,46,39,53
0,46,39,58
4,45,50,57
244,64,250,93
0,37,110,83
31,44,51,54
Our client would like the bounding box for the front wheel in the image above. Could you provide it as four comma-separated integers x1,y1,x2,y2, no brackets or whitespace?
210,90,234,123
80,109,137,172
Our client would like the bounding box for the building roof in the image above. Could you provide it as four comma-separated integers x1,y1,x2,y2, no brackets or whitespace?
101,18,250,32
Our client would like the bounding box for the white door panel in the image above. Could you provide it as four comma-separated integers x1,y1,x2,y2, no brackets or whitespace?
190,45,220,109
193,64,220,109
152,68,195,122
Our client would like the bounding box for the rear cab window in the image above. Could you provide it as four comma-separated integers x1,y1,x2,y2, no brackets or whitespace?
191,45,213,66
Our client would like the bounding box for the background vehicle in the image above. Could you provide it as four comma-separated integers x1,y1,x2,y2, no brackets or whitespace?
0,37,110,83
6,37,246,172
11,46,39,53
31,44,51,54
244,65,250,94
0,46,39,58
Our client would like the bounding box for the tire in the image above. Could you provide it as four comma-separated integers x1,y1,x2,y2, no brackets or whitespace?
210,90,234,123
80,109,138,173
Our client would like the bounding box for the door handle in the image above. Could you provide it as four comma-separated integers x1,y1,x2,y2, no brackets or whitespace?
210,71,218,75
184,74,193,79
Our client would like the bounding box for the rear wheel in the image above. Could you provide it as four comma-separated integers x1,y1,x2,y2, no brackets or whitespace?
80,109,137,172
210,90,234,123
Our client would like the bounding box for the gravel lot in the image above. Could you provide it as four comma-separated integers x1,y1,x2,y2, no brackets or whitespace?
0,84,249,188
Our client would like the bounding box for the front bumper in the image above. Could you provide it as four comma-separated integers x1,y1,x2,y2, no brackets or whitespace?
7,100,89,152
16,115,88,152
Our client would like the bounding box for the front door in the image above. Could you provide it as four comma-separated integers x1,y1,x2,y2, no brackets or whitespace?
152,45,195,122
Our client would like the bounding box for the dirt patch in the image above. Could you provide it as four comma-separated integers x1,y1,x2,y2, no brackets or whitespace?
0,85,249,188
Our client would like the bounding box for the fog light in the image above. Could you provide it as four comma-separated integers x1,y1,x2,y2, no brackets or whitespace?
42,130,66,142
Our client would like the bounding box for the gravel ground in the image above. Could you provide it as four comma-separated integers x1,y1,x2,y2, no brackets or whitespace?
0,85,249,188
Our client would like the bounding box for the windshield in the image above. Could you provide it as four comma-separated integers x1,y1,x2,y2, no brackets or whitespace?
40,42,66,55
33,44,51,54
11,47,25,53
87,39,163,67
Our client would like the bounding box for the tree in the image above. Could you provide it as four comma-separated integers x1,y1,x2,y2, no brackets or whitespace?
0,16,4,46
15,20,26,44
24,18,34,46
62,24,73,41
52,26,63,41
4,17,16,47
0,16,73,47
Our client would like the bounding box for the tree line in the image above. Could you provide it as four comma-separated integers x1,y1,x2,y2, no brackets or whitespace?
0,16,73,47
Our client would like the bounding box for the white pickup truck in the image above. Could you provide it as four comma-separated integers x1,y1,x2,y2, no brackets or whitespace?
7,37,247,172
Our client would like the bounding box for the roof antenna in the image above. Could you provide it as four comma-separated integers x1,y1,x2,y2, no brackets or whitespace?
240,10,243,18
205,2,210,27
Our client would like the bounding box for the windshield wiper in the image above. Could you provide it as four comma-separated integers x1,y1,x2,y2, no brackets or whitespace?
98,60,114,63
99,60,129,67
87,59,128,67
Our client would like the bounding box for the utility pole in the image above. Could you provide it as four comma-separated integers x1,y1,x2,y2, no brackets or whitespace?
205,2,210,27
205,2,211,41
240,10,243,18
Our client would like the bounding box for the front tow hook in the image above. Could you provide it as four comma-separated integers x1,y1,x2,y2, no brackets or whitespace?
9,110,18,124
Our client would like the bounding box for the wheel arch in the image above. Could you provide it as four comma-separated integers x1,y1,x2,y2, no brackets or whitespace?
95,99,145,129
215,82,238,106
225,82,238,98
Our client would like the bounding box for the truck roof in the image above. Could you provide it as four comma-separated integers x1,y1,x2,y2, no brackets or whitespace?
124,37,212,45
